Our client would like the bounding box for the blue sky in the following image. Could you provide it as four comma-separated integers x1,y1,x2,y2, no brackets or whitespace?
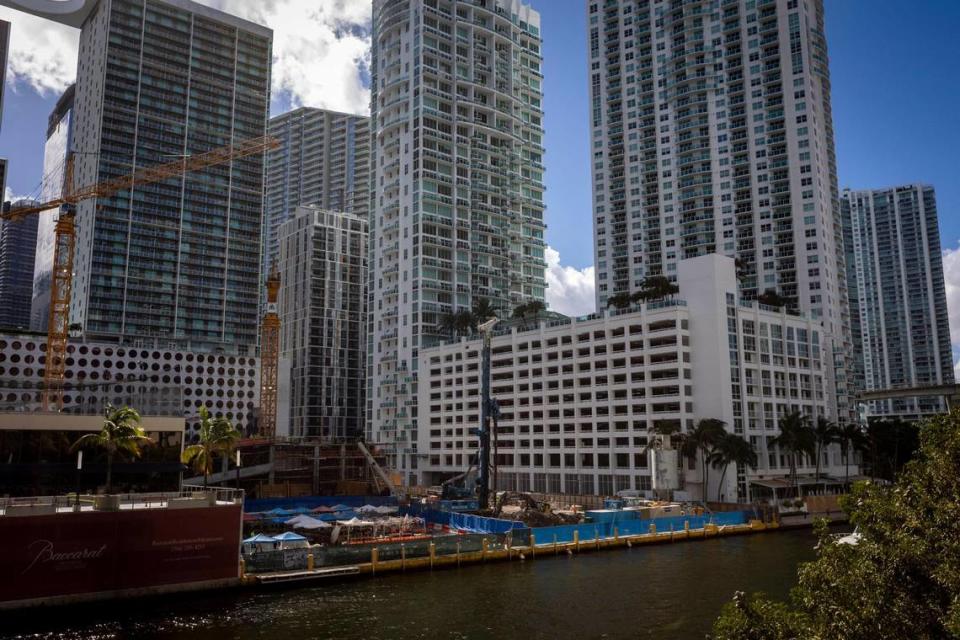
0,0,958,330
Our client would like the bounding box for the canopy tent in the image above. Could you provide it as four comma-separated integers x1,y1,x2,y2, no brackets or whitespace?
336,517,376,527
311,505,336,514
242,533,278,553
356,504,380,514
330,504,353,512
375,505,399,515
285,515,332,530
273,531,309,549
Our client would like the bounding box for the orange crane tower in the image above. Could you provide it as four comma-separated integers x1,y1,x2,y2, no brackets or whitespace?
258,269,281,438
0,135,280,411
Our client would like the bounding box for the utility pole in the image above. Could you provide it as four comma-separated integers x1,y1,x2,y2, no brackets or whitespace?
477,317,498,510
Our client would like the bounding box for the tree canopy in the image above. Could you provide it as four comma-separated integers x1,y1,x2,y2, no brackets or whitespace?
711,410,960,639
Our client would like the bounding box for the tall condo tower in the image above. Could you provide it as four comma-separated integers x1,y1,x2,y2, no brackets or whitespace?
369,0,547,480
277,206,368,441
588,0,851,421
842,185,954,419
0,200,40,329
264,108,371,280
69,0,272,354
31,84,75,332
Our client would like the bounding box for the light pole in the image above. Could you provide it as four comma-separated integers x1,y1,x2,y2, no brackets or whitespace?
75,450,83,510
477,317,498,510
235,449,241,491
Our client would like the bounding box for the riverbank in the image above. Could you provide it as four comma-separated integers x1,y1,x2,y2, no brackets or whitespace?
244,518,777,586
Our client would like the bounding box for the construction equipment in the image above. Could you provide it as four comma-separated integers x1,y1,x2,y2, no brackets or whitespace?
258,268,281,438
357,441,400,497
0,135,280,411
440,459,478,500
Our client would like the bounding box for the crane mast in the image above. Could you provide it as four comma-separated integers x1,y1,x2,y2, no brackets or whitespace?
258,270,281,438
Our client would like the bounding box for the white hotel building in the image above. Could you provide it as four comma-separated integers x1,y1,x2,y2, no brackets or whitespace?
418,255,846,501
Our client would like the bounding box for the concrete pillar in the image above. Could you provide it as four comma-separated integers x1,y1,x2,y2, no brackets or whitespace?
371,547,379,575
268,445,276,484
530,533,536,558
649,523,656,535
429,542,436,568
482,538,489,561
573,529,580,552
307,552,315,570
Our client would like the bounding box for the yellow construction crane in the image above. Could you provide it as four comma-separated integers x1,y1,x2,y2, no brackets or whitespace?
0,135,280,411
258,269,281,438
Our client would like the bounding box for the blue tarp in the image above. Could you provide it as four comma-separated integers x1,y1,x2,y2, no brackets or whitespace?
527,511,750,545
403,504,526,533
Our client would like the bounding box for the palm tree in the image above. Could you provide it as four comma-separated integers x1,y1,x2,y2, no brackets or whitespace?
680,418,727,500
181,406,241,488
471,298,499,326
837,422,867,485
437,312,459,339
708,433,758,502
635,275,679,303
770,410,815,492
606,292,633,310
756,288,788,308
454,309,474,336
812,416,839,482
71,405,151,494
512,300,547,326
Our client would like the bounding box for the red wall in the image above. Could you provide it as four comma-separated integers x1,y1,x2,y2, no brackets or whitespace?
0,505,241,603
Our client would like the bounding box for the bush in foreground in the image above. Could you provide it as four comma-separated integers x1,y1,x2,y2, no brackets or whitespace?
711,410,960,639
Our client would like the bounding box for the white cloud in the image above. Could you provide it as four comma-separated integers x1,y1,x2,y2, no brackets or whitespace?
0,1,372,114
545,246,596,317
0,8,79,96
944,244,960,376
207,0,371,115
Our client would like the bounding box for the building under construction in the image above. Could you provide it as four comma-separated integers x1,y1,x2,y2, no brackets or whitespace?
234,439,397,498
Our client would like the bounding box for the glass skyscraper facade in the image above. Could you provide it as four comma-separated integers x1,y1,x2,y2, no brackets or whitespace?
264,107,370,282
0,200,40,329
70,0,272,354
31,84,75,332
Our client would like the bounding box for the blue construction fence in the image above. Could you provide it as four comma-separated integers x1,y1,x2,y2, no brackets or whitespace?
518,510,751,546
245,495,397,513
403,503,526,534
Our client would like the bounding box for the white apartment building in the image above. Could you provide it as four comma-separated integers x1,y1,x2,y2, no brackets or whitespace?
842,185,954,419
588,0,852,422
0,332,260,436
418,255,844,501
369,0,548,482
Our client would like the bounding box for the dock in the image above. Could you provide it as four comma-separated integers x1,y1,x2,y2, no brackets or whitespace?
244,519,778,586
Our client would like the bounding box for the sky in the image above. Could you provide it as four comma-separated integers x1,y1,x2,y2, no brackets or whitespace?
0,0,958,367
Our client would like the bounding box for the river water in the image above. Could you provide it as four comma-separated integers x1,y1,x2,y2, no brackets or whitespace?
3,528,817,640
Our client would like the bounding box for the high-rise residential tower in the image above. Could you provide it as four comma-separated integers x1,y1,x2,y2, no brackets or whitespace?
369,0,547,479
277,206,368,441
264,108,370,281
0,200,40,329
588,0,851,421
843,185,954,419
68,0,271,354
31,84,75,332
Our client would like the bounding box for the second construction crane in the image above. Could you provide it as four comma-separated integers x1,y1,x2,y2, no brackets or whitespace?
1,135,280,411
